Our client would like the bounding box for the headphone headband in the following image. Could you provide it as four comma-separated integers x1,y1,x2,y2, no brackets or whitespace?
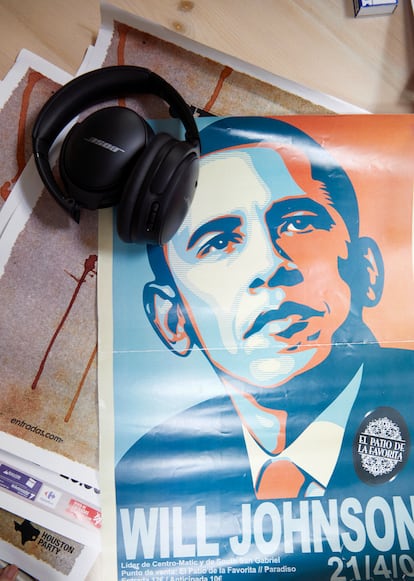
32,66,200,221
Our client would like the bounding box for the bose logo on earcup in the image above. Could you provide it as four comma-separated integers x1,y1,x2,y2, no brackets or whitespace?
83,136,126,153
32,66,200,245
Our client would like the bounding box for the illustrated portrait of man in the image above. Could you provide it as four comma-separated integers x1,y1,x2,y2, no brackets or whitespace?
116,117,413,538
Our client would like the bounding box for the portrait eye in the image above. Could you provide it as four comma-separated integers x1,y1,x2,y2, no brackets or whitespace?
196,230,244,259
283,214,316,233
277,211,334,237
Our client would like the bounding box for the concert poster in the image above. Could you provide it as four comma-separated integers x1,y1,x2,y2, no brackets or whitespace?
98,114,414,580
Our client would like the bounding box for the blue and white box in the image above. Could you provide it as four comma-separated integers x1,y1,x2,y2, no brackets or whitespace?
353,0,398,16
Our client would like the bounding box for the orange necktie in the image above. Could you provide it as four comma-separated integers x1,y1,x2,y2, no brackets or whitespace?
256,459,305,500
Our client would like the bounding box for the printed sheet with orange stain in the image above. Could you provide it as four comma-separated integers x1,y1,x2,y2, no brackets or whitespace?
0,49,103,580
0,49,100,489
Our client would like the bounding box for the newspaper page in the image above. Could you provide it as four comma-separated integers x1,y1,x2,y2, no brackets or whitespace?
98,110,414,580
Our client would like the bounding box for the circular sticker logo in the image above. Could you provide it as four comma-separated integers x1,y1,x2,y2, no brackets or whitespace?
353,407,410,485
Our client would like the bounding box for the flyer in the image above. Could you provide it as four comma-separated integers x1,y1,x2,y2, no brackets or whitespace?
98,114,414,580
0,449,100,580
0,504,99,581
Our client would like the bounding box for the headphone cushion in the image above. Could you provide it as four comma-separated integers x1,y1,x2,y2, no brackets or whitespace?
117,133,199,244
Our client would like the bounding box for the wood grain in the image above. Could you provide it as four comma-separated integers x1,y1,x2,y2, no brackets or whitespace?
0,0,412,113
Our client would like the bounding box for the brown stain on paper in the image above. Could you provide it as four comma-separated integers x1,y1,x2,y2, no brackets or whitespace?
0,70,44,200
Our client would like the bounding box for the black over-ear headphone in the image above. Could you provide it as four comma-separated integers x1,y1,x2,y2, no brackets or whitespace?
32,65,200,245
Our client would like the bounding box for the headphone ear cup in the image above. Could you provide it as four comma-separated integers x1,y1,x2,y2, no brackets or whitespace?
117,133,199,245
59,106,154,210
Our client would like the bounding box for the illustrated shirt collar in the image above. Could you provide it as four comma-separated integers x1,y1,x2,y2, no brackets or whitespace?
229,364,363,497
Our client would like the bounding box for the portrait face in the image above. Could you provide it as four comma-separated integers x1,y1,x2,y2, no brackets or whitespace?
162,146,355,388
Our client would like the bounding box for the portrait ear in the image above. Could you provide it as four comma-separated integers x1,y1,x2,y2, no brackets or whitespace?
340,236,384,308
143,282,194,356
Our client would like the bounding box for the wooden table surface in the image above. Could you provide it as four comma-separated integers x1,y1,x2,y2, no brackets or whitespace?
0,0,413,114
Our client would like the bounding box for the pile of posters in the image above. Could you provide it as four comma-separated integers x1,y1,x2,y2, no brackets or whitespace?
1,3,412,580
99,114,414,581
0,49,101,580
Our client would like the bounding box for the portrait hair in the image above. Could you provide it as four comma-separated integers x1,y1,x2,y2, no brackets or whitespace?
199,116,361,241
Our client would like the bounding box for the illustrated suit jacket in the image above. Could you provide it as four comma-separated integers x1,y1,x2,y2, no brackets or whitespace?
116,343,414,570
